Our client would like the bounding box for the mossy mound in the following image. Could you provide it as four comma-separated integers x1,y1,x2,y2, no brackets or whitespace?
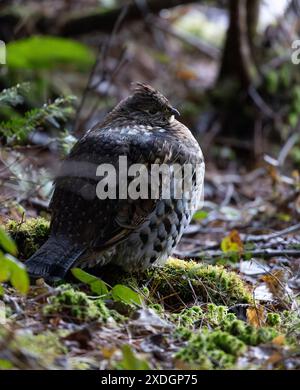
277,309,300,345
175,329,247,369
174,303,280,369
14,331,66,367
170,306,204,328
6,217,50,259
144,258,252,308
0,328,66,369
43,285,110,323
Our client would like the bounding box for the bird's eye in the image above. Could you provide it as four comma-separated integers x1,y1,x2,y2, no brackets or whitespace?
145,108,158,115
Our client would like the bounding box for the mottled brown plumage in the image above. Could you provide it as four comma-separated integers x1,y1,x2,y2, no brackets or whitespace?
26,83,204,281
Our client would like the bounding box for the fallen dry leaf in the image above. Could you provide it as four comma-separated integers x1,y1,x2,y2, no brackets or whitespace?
246,305,265,327
101,347,117,359
221,230,244,254
261,269,288,299
272,335,286,346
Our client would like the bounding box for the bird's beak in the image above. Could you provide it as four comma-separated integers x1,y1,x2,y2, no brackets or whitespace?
170,107,180,117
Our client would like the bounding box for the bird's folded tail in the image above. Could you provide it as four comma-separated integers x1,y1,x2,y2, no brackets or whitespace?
25,235,86,282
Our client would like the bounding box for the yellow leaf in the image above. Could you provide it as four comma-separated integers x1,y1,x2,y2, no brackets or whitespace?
272,335,286,346
261,269,287,299
101,347,116,359
221,230,244,253
246,306,265,327
265,351,283,366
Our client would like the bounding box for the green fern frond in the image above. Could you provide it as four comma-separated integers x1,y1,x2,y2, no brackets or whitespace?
0,83,30,106
0,95,77,144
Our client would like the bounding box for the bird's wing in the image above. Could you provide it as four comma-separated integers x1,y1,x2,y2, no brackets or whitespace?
49,127,185,251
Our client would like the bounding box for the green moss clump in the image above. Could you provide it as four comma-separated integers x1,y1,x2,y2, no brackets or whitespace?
175,329,247,369
0,329,67,369
148,303,164,314
43,285,110,322
171,306,204,328
6,217,50,258
14,331,66,367
145,258,252,308
173,303,280,367
222,318,278,346
174,326,193,341
206,303,229,325
279,310,300,344
266,312,281,327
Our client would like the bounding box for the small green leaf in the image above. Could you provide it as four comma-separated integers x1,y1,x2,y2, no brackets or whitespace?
7,255,29,295
118,345,150,370
111,284,143,306
0,227,17,256
0,253,10,282
7,36,95,70
0,359,13,369
71,268,109,295
193,210,208,221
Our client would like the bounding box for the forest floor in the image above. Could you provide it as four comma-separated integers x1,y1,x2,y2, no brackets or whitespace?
0,153,299,370
0,0,299,372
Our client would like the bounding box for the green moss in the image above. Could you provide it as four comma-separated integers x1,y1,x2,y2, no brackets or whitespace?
6,330,67,368
206,303,229,325
145,258,252,308
6,217,50,258
175,304,281,368
222,318,278,346
171,306,204,328
266,312,281,327
175,329,246,369
148,303,164,314
174,326,193,341
278,310,300,344
17,330,65,357
43,285,110,322
173,303,280,369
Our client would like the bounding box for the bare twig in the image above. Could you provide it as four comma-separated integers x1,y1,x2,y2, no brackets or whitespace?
176,248,300,260
278,129,300,167
244,222,300,242
248,85,278,119
73,6,129,134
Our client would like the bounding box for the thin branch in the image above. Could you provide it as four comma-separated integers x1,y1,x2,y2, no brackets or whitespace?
73,6,129,134
278,129,300,167
248,85,278,119
244,223,300,242
176,248,300,260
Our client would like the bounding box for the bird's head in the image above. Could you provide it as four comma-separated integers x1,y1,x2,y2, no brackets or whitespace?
117,82,180,127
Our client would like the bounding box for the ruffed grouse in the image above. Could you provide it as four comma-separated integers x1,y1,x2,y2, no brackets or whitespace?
26,83,205,281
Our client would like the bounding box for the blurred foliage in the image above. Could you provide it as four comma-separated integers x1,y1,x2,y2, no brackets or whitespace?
263,62,300,132
0,227,29,295
0,83,30,106
116,345,150,370
174,9,225,47
0,84,77,144
6,36,95,70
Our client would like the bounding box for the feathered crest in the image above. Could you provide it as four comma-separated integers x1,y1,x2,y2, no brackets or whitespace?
131,82,169,106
